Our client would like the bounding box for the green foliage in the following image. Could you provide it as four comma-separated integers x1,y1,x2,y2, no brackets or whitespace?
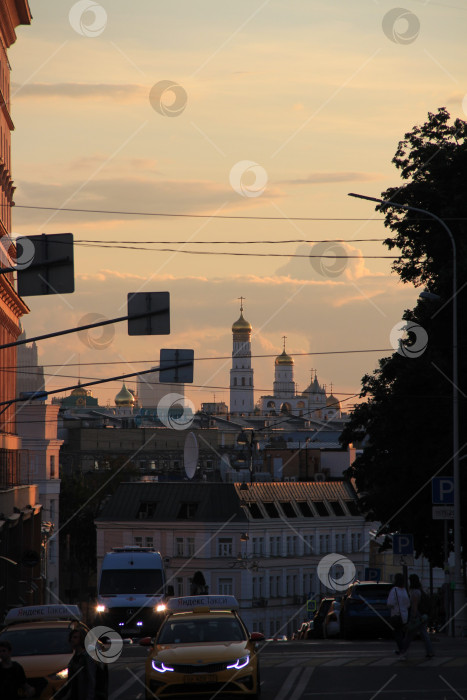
342,108,467,567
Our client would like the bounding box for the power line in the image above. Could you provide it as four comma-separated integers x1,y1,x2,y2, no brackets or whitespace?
74,242,400,259
14,204,387,220
13,204,467,221
12,204,467,221
8,348,396,370
76,238,387,244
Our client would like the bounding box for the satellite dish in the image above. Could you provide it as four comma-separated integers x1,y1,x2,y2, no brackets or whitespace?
184,432,199,479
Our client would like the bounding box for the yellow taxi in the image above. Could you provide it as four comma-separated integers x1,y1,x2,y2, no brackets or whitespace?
144,595,264,698
0,604,87,698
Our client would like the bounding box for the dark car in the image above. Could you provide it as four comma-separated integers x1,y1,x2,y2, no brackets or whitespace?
340,581,393,639
310,597,335,638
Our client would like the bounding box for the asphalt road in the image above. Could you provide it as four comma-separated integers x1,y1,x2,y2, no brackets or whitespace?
108,636,467,700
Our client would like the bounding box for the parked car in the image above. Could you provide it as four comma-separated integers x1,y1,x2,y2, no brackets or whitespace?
323,599,341,638
310,597,335,638
340,581,393,639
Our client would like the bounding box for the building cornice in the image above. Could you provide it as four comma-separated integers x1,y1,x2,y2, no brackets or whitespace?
0,1,32,49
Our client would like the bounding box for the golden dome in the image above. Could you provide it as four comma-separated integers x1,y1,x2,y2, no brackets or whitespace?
71,382,87,397
115,383,135,406
326,393,340,409
232,312,252,333
275,349,294,366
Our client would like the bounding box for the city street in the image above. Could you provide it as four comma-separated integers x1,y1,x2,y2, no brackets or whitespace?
109,637,467,699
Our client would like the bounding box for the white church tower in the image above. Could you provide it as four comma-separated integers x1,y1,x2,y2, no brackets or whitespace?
230,298,254,414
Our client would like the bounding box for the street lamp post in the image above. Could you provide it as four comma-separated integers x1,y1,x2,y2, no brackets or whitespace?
349,192,465,636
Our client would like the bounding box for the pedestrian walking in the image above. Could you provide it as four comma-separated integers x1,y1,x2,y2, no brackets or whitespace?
57,628,108,700
387,573,410,659
401,574,434,658
190,571,208,595
0,640,34,699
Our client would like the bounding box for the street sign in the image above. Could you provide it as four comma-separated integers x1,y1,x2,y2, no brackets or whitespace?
393,534,414,556
17,233,74,296
159,349,194,383
127,292,170,335
306,599,316,613
432,505,455,520
432,477,454,504
364,567,381,582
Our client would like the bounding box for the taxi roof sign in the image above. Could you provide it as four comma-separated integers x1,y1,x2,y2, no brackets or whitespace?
167,596,239,613
4,605,82,625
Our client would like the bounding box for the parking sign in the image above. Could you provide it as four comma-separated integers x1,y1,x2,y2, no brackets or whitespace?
432,477,454,505
393,534,414,556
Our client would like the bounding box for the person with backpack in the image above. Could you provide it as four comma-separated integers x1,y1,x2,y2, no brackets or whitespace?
402,573,434,659
57,628,108,700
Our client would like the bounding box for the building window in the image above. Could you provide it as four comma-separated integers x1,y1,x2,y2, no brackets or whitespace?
177,503,198,519
252,537,264,556
351,533,362,552
335,533,345,553
50,500,55,520
50,455,55,478
303,535,313,554
176,577,184,596
269,575,275,597
234,378,237,386
217,538,233,557
276,576,281,597
137,501,157,519
134,536,143,547
187,537,195,556
219,578,233,596
145,537,153,548
176,537,184,556
286,575,292,596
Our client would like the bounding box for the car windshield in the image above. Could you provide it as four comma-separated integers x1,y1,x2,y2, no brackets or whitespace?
0,627,72,656
99,569,163,595
158,617,246,644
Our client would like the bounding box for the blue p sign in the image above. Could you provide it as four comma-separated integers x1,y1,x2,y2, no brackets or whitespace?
432,477,454,505
364,567,381,582
393,534,414,556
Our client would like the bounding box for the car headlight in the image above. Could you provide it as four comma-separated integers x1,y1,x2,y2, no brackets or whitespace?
96,604,106,613
151,659,174,673
155,603,166,613
48,668,68,680
226,655,250,670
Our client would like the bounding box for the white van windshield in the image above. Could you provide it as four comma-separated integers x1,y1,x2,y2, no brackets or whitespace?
99,569,163,595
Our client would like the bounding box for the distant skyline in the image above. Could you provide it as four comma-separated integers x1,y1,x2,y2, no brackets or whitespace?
9,0,467,409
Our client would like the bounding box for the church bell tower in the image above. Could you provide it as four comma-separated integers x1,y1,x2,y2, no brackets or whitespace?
230,298,254,414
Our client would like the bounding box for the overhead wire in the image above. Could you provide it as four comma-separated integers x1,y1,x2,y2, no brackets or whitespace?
13,204,467,221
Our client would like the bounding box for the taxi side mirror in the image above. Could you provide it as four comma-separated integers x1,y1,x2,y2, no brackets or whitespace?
139,636,153,646
250,632,265,642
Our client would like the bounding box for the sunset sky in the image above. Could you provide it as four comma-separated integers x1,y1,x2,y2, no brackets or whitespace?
9,0,467,410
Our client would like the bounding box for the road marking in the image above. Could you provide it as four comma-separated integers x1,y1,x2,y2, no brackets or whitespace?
322,658,354,666
369,657,400,666
109,668,145,699
274,666,302,700
293,668,315,698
